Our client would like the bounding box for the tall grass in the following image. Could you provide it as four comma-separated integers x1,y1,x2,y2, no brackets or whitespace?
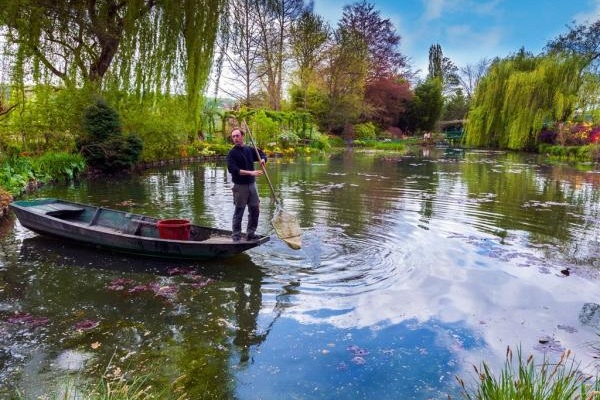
32,152,86,182
456,346,600,400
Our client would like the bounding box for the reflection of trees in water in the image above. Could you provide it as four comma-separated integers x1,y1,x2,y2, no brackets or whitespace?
460,152,597,264
3,237,272,397
234,277,264,363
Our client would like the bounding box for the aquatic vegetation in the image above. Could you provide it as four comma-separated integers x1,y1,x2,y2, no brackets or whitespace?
456,346,600,400
73,319,100,331
167,266,197,276
6,312,49,327
105,273,214,300
107,278,135,291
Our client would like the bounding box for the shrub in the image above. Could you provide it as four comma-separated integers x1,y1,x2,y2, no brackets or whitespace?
328,135,346,147
354,122,378,141
251,110,279,145
82,98,122,141
138,130,179,161
32,152,86,182
310,134,331,151
538,128,557,144
277,130,300,148
77,99,143,173
568,123,592,145
0,156,34,195
386,126,404,139
590,126,600,143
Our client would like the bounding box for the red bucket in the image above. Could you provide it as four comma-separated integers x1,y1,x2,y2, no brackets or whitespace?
157,219,191,240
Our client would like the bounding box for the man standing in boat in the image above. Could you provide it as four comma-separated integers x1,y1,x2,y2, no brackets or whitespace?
227,127,267,242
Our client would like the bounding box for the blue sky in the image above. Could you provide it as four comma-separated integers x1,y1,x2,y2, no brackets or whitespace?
312,0,600,78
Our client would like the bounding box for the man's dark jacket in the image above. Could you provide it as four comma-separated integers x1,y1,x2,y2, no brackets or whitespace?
227,145,267,184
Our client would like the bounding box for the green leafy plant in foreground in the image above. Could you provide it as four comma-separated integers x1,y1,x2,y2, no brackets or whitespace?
0,157,35,195
0,152,86,195
456,346,600,400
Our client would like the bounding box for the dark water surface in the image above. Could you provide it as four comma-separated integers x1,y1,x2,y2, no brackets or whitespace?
1,148,599,399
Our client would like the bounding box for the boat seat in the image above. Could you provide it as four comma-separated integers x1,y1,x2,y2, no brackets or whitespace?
37,204,85,217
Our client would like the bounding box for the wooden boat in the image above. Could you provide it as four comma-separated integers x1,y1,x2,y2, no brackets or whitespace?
9,198,269,259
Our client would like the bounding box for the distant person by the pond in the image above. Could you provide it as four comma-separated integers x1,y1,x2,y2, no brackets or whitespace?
226,127,267,242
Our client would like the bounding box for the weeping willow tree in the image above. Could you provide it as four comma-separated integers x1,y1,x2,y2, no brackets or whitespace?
0,0,224,139
465,51,585,150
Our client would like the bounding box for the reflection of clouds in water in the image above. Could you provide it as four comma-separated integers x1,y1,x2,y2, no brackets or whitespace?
260,222,600,373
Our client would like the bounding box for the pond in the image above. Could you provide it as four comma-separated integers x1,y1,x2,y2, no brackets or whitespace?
1,148,599,399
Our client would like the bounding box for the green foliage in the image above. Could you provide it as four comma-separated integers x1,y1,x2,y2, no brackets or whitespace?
465,53,585,150
310,133,331,150
1,1,225,139
443,89,469,121
320,26,369,131
404,78,444,133
278,130,300,148
83,99,121,141
328,135,346,147
32,152,86,182
539,143,600,162
77,99,142,173
0,85,92,154
251,110,279,145
0,152,85,195
457,346,599,400
370,141,406,151
428,43,459,95
354,122,378,140
113,95,191,162
0,156,34,195
206,143,231,155
289,9,330,110
137,130,180,162
226,109,324,148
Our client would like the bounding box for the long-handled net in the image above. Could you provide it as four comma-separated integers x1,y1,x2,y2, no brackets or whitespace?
271,204,302,250
243,120,302,249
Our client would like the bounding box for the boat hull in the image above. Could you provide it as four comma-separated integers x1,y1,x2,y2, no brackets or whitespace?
9,198,269,259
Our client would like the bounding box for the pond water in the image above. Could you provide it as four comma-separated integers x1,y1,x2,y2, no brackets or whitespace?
1,148,599,399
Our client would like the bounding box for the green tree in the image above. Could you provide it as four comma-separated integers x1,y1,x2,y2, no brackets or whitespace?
546,18,600,72
404,78,443,133
320,26,368,132
465,51,585,150
76,99,142,173
428,43,459,96
0,0,224,137
442,88,469,121
289,7,330,110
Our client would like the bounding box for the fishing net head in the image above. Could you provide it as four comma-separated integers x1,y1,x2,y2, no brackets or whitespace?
271,206,302,250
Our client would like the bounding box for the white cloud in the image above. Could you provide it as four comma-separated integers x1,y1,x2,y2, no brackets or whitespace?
421,0,447,21
573,0,600,23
